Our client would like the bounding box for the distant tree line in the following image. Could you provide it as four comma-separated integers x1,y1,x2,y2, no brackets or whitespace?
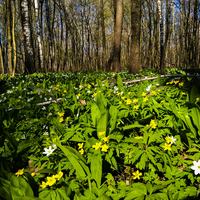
0,0,199,75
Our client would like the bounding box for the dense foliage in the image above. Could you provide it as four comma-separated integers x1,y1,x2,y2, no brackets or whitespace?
1,69,200,200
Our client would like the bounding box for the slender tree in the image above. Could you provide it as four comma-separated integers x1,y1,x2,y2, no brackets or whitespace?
20,0,35,74
0,34,4,74
113,0,123,72
12,0,17,76
128,0,141,74
35,0,44,72
7,0,13,74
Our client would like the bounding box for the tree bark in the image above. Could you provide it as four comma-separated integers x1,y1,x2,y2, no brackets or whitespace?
0,34,4,74
100,0,107,71
20,0,35,74
45,0,53,71
7,0,13,74
35,0,44,72
113,0,123,72
128,0,141,74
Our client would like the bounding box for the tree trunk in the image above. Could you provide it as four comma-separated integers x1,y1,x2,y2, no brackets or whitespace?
128,0,141,74
45,0,53,71
100,0,107,71
7,0,13,74
0,34,4,74
12,0,17,76
113,0,123,72
35,0,44,72
20,0,35,74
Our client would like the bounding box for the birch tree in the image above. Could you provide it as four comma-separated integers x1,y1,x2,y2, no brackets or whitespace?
35,0,44,72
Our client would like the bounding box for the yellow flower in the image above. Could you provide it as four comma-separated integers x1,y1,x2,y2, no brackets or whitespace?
196,98,199,101
162,143,172,151
31,172,35,177
121,96,125,100
134,136,143,139
132,170,142,180
150,119,157,129
133,98,138,103
78,143,84,149
64,90,66,93
128,92,131,95
179,82,184,86
77,93,81,97
98,131,105,136
142,92,146,96
174,81,179,84
58,112,64,117
117,122,120,125
88,84,91,88
165,137,172,143
54,171,63,181
143,97,148,102
46,138,50,140
98,90,101,93
117,92,120,96
126,99,132,105
101,144,109,152
160,100,164,104
93,93,97,97
102,136,110,143
59,117,64,123
79,148,84,155
119,101,122,104
15,168,24,177
40,181,47,189
66,116,71,121
92,142,102,150
46,176,56,186
133,105,140,110
151,91,156,96
182,92,186,95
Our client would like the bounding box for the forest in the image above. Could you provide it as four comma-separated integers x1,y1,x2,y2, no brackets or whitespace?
1,0,200,200
0,0,199,75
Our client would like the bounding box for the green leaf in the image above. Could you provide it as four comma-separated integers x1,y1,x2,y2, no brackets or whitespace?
36,169,57,174
122,122,144,131
91,103,101,127
146,182,153,195
190,85,200,103
97,110,108,137
56,143,89,178
148,133,160,145
117,75,125,93
125,183,147,200
91,149,102,188
10,175,34,199
139,153,147,170
109,106,118,132
191,107,200,135
3,130,18,151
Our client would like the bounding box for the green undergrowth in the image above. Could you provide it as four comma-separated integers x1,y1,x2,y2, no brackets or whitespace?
0,69,200,200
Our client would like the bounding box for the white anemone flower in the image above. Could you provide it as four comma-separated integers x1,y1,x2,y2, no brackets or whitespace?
43,146,55,156
168,136,176,144
146,84,152,91
191,160,200,175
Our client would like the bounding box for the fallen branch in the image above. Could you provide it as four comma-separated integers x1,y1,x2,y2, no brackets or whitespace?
36,98,63,106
